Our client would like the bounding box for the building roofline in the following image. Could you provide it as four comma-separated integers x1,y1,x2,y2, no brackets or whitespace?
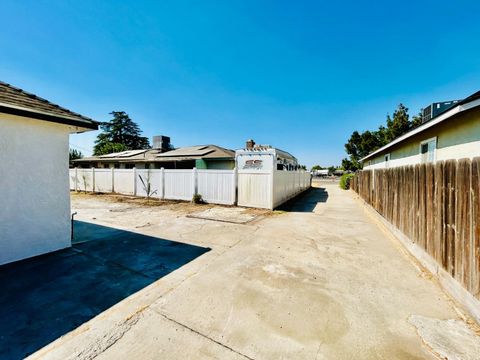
0,80,98,130
361,90,480,162
72,156,234,163
0,103,98,130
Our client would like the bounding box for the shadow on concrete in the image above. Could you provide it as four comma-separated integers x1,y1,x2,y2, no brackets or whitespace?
0,221,210,360
278,187,329,213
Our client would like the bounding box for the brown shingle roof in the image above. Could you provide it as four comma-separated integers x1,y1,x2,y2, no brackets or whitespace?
74,145,235,163
0,81,97,130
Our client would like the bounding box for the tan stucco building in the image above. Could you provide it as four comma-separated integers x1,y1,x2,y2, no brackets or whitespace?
362,90,480,170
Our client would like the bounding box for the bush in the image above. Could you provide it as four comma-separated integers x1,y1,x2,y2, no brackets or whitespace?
339,173,355,190
192,193,204,204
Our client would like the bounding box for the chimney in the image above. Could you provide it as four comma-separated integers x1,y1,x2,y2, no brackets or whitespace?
152,135,171,152
246,139,255,150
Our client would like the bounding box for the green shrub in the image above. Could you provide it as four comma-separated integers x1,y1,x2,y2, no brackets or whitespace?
192,193,204,204
339,173,355,190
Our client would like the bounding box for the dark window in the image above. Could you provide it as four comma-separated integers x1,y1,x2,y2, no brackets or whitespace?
421,143,429,154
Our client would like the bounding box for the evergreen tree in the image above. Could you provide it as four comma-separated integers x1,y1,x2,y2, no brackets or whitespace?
93,111,150,155
411,111,423,128
69,149,83,161
343,102,423,170
385,104,410,142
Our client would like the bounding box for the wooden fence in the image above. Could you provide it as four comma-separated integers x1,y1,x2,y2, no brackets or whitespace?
351,158,480,301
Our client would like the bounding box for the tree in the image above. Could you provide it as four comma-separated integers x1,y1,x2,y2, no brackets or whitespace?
341,158,357,172
343,103,422,170
385,104,410,142
69,149,83,161
93,111,150,155
411,111,423,128
94,142,128,156
344,130,383,168
311,165,325,171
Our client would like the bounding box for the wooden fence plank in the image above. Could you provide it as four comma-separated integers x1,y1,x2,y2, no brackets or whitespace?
445,160,457,276
454,159,471,287
472,157,480,299
434,161,445,265
426,163,435,256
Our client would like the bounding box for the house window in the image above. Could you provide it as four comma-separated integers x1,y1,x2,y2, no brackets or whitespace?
420,137,437,163
384,153,391,168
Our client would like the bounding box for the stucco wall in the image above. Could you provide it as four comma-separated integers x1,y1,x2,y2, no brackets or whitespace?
0,114,72,265
363,111,480,170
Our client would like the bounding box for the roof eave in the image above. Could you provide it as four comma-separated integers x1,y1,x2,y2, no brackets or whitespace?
0,104,98,131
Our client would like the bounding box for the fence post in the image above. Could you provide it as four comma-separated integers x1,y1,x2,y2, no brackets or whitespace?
233,167,238,205
75,167,78,191
111,167,115,193
91,167,95,193
270,169,275,210
160,167,165,199
133,167,137,196
193,167,198,196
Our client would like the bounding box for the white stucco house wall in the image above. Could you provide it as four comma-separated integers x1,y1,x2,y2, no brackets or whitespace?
0,81,97,265
361,90,480,170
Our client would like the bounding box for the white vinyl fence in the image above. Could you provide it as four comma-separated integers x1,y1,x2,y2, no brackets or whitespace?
237,169,311,209
70,168,235,205
70,167,310,209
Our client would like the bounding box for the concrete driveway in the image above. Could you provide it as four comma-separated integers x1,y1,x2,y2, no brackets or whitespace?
0,222,209,360
24,182,479,359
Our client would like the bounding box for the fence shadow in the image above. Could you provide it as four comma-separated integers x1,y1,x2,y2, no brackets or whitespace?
278,187,329,213
0,221,210,360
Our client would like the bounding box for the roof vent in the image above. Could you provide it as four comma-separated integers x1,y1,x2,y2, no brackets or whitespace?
152,135,171,152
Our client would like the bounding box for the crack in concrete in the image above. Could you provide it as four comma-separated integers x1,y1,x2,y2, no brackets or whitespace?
152,308,255,360
66,310,143,360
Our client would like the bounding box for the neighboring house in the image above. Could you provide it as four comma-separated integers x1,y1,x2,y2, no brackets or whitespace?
362,90,480,170
0,81,97,265
74,141,235,170
235,139,299,171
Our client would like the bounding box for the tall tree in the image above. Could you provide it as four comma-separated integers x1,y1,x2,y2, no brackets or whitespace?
343,103,422,170
94,142,128,156
341,158,356,171
411,111,423,128
385,104,410,142
93,111,150,155
69,149,83,161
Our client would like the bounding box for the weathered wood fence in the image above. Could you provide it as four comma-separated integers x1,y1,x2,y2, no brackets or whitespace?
351,158,480,301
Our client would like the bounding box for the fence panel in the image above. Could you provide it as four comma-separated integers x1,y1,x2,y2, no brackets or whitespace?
164,170,194,201
114,169,135,195
69,169,76,190
271,170,311,209
352,157,480,301
135,169,162,198
76,169,94,192
94,169,113,193
237,171,272,209
197,169,236,205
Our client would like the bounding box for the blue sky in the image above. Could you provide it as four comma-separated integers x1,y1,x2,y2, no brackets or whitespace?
1,1,480,167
